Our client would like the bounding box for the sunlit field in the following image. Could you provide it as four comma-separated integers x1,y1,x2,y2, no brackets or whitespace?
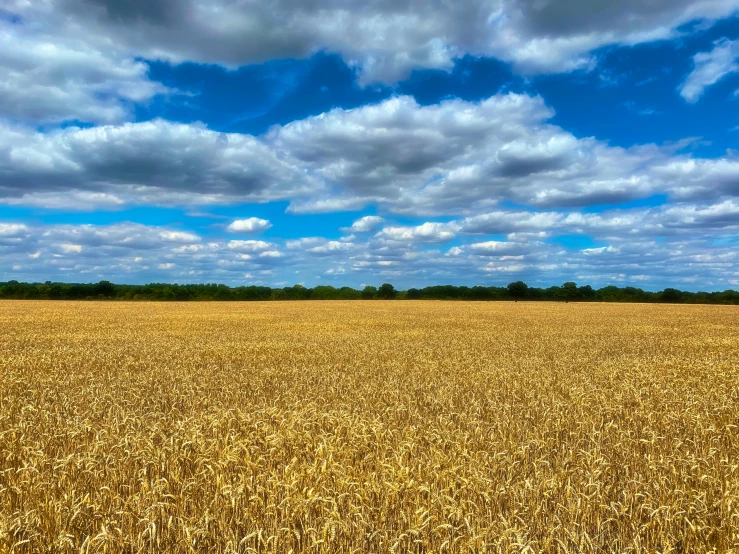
1,301,738,553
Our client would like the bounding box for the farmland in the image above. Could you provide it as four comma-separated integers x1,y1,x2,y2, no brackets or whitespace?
1,301,738,553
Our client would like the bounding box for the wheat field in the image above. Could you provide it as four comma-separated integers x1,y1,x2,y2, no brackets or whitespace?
0,301,737,553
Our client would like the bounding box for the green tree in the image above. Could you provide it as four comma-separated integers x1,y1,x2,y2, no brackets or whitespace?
562,282,579,300
94,280,116,297
578,285,595,300
311,286,340,300
362,286,378,299
338,287,362,300
661,288,682,303
507,281,529,299
377,283,397,300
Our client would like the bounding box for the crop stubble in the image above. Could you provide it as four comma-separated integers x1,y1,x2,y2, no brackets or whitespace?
0,301,738,553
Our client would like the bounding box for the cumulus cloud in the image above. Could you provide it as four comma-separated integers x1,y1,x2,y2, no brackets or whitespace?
3,93,739,215
469,240,537,256
0,221,291,283
0,17,169,124
365,201,739,256
285,197,368,214
375,222,459,243
41,223,201,251
8,0,739,86
680,38,739,102
226,218,273,233
286,237,356,255
453,200,739,240
1,214,737,289
458,211,564,235
227,240,275,253
566,200,739,236
269,94,673,213
59,243,83,254
0,223,28,238
0,119,321,208
342,216,384,233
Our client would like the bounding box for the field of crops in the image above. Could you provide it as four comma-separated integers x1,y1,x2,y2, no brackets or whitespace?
1,301,738,553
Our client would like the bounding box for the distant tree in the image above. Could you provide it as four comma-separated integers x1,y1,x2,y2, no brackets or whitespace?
661,288,682,303
562,282,579,300
94,280,115,297
338,287,362,300
311,286,340,300
377,283,397,300
159,287,176,301
283,284,311,300
362,286,378,300
578,285,595,300
623,287,646,302
0,279,736,304
270,289,286,301
214,284,231,301
716,290,739,304
507,281,529,299
406,288,421,300
597,285,621,302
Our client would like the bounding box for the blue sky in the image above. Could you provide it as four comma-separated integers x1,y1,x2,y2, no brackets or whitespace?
1,1,739,290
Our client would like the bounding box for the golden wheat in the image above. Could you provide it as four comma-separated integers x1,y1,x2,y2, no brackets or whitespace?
0,301,738,553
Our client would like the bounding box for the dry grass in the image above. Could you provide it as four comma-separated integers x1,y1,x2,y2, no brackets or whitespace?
0,301,738,553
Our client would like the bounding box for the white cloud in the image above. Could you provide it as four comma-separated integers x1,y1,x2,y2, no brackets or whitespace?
9,0,739,86
0,119,320,208
376,222,459,243
1,191,127,211
308,241,354,254
270,94,671,213
160,231,201,243
469,241,535,256
343,215,384,233
481,262,526,273
227,218,273,233
459,211,564,235
227,240,274,252
285,197,368,214
0,19,169,124
582,246,620,255
0,221,287,281
3,93,739,215
457,201,739,238
681,38,739,102
41,224,201,250
0,223,28,237
1,216,737,289
60,243,83,254
286,238,325,250
287,237,356,255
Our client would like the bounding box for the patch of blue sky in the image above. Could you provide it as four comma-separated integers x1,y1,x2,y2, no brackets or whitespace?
139,54,390,135
0,8,22,24
397,56,518,105
192,202,378,240
533,17,739,153
548,234,601,250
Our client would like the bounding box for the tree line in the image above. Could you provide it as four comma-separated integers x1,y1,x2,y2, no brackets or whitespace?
1,280,738,304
